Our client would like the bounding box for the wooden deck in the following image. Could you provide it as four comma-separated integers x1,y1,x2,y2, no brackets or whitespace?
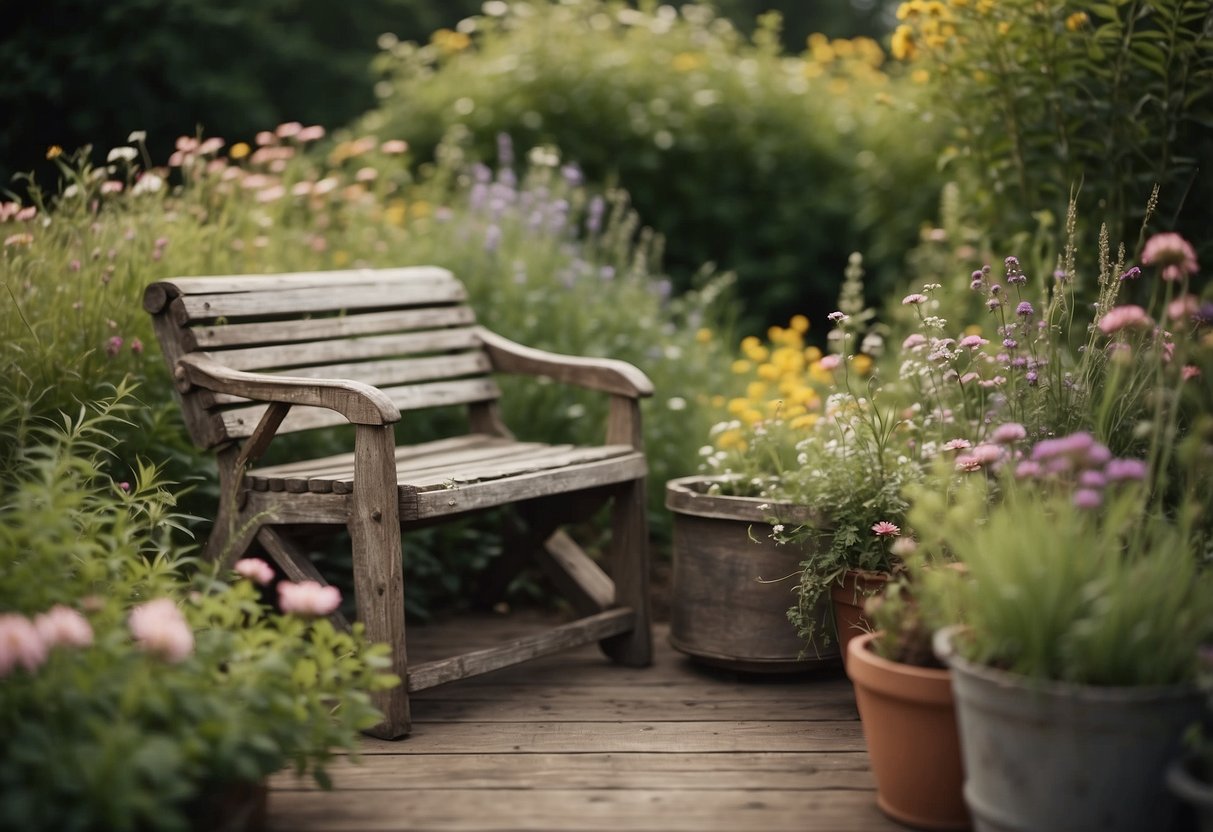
268,615,900,831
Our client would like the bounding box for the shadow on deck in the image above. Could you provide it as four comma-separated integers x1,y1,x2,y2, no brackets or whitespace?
269,615,901,831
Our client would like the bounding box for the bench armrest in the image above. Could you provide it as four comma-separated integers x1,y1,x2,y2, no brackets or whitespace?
476,327,654,399
175,354,402,426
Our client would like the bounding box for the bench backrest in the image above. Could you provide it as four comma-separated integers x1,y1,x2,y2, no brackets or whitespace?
143,267,501,449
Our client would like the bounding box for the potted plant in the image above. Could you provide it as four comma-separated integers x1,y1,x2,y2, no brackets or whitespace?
668,312,841,671
0,390,399,832
1167,647,1213,830
846,565,970,830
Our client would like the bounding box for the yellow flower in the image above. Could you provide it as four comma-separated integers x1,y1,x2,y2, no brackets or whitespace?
803,61,825,79
790,413,820,430
332,250,351,267
727,397,750,415
45,145,63,160
951,0,969,7
385,199,407,227
672,52,705,72
891,25,917,61
789,314,810,334
851,354,874,376
997,21,1012,35
695,327,713,344
731,359,752,375
757,363,780,381
432,29,471,53
912,68,931,84
964,324,983,337
1065,12,1089,31
230,142,251,160
410,200,432,218
717,429,746,451
746,381,768,401
805,346,823,362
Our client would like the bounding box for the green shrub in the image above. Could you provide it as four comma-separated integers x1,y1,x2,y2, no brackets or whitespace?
891,0,1213,275
0,387,396,831
360,0,944,330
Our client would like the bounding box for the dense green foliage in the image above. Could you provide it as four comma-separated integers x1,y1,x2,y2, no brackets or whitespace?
893,0,1213,276
0,390,396,830
361,1,944,330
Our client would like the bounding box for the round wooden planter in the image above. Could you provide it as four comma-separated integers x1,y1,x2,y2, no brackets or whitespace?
831,569,890,669
666,476,839,673
847,632,969,830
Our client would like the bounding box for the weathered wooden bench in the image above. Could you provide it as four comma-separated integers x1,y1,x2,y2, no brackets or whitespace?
144,266,652,739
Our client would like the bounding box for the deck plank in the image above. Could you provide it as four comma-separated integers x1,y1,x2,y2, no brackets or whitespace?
267,618,899,832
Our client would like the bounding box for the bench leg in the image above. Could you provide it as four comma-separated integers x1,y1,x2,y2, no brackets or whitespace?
204,452,260,568
349,425,411,739
600,477,652,667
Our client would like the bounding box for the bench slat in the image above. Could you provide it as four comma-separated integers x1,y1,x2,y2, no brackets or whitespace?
207,352,493,405
148,266,454,304
211,328,483,372
189,306,477,349
172,276,466,323
221,379,502,437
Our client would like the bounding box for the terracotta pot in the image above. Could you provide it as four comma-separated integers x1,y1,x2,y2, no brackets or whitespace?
830,569,889,668
847,632,970,830
666,476,839,673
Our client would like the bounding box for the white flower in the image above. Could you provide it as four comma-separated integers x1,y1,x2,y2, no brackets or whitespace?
127,130,147,143
106,146,138,164
132,173,163,194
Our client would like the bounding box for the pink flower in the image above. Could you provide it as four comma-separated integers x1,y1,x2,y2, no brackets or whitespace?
889,536,918,557
902,293,927,305
902,333,927,350
100,180,124,195
990,422,1027,444
1072,489,1103,510
15,205,37,222
234,557,275,586
380,139,409,155
297,125,326,142
129,337,143,355
1141,232,1199,281
278,581,341,617
818,354,842,371
0,614,47,676
958,334,988,349
33,605,94,649
1098,305,1153,335
871,521,901,537
1182,365,1201,381
105,336,123,357
129,599,194,663
942,438,972,452
1168,294,1200,321
275,121,303,139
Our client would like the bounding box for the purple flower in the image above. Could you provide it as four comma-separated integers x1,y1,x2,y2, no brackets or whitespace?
1025,371,1038,385
1119,266,1142,281
959,334,988,349
1016,302,1034,317
1015,460,1042,479
484,224,501,253
586,196,605,234
1032,432,1095,461
1003,338,1018,350
1105,458,1148,482
1073,489,1103,510
1053,269,1068,282
828,311,848,323
1079,470,1107,489
496,133,515,168
902,293,927,305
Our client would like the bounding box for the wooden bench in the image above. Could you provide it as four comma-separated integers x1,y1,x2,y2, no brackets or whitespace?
144,266,652,739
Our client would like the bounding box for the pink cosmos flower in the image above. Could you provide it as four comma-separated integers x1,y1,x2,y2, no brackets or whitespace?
871,521,901,537
1097,305,1153,335
990,422,1027,444
129,599,194,663
0,614,48,677
278,581,341,617
33,605,93,649
1141,232,1199,281
234,557,275,586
